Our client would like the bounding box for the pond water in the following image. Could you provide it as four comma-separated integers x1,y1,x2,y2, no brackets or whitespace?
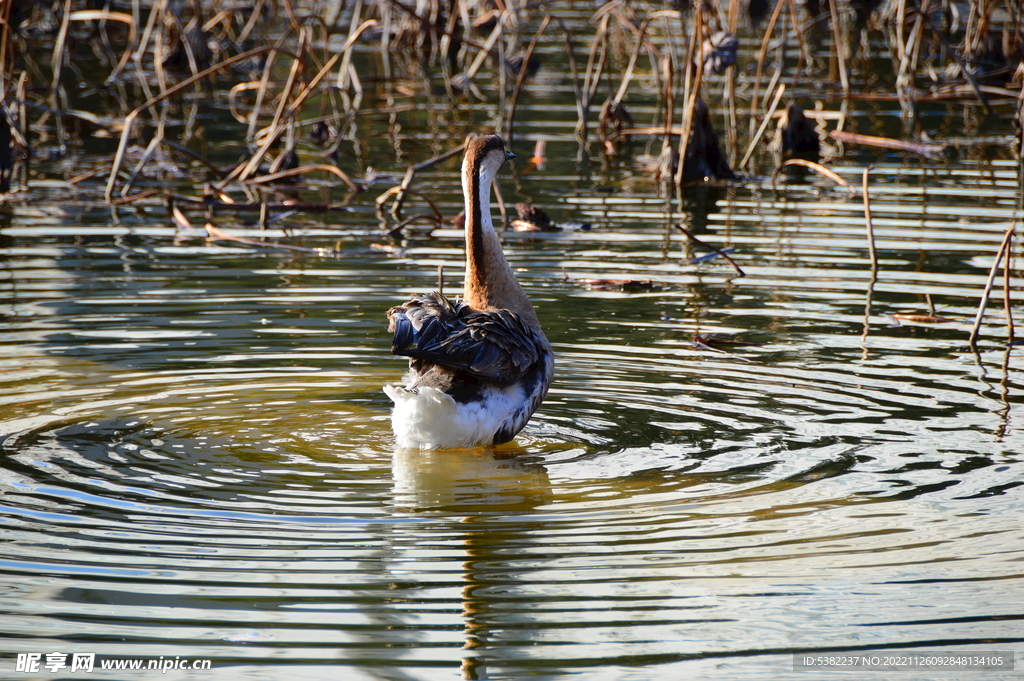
3,3,1024,679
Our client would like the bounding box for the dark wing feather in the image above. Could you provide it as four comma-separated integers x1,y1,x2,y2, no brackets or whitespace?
387,291,542,384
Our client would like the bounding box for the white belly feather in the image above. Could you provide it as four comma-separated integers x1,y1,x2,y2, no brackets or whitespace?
384,383,527,450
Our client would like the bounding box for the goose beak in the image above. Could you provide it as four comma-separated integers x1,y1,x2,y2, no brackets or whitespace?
506,151,515,161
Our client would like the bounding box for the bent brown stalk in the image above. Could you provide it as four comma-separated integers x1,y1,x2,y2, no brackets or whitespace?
863,166,878,273
969,226,1015,348
105,46,287,200
770,157,854,195
506,15,551,144
676,224,745,277
377,141,467,218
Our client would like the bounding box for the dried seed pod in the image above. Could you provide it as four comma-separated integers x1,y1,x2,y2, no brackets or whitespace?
776,101,820,162
700,31,738,75
599,98,634,140
681,98,735,182
164,20,212,71
309,121,338,148
506,52,541,77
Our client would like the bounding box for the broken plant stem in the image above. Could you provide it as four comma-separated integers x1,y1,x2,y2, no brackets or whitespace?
675,224,745,277
863,166,878,273
770,158,854,195
968,226,1015,348
740,81,785,169
506,15,551,144
105,46,283,200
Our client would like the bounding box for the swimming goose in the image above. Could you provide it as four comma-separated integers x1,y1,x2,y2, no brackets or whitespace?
384,135,553,450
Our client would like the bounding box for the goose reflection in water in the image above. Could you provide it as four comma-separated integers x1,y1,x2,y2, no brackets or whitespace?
390,445,553,679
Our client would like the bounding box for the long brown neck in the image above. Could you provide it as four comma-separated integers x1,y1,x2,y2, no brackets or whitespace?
462,159,541,330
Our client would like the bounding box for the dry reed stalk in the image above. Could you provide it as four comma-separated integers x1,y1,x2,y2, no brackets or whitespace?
15,72,29,190
893,0,906,67
784,0,809,78
246,30,308,167
108,190,160,205
206,223,340,257
259,201,269,231
1005,233,1015,341
739,81,785,169
673,5,705,186
496,30,507,114
460,12,506,82
246,34,291,143
612,18,649,107
165,9,202,77
236,0,268,46
860,168,879,350
598,17,648,145
578,14,610,138
506,15,551,144
825,0,850,98
122,111,167,195
725,0,739,160
770,157,855,194
377,141,467,217
134,0,160,68
236,43,356,185
171,202,193,230
50,0,75,93
66,11,137,83
922,10,994,115
229,82,264,124
560,19,586,135
376,186,446,222
337,19,379,98
675,224,745,277
173,193,353,212
679,7,697,121
159,139,226,179
862,166,878,273
748,0,786,137
105,46,281,200
830,130,943,158
440,0,460,77
384,213,445,238
661,54,674,138
47,1,72,152
894,1,924,94
244,163,359,190
152,0,169,95
0,0,12,80
969,226,1015,347
962,0,995,62
388,0,486,53
281,0,302,34
200,8,236,34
